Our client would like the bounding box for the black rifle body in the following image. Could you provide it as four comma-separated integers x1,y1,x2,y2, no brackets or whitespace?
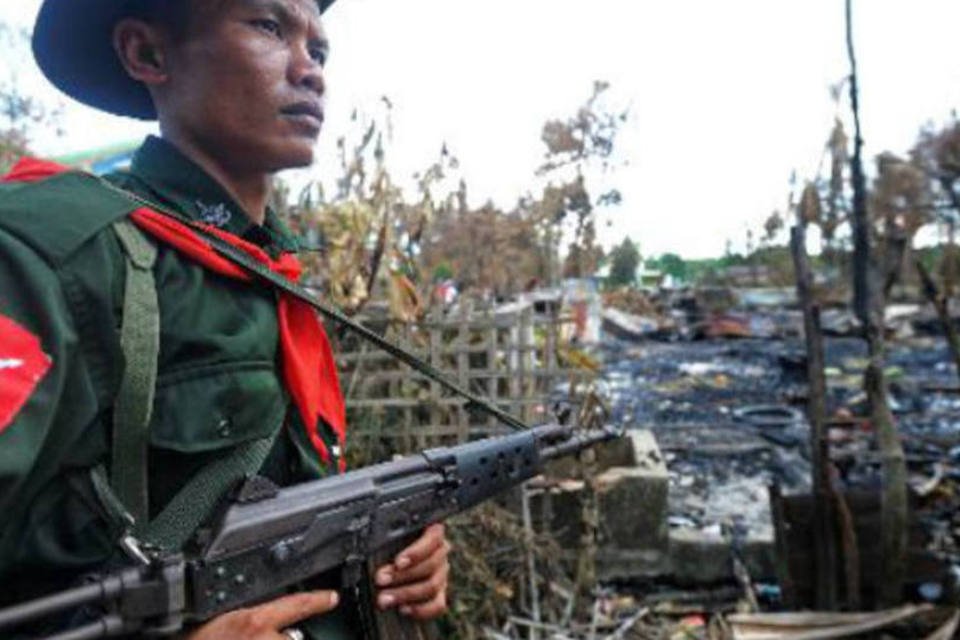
0,423,614,639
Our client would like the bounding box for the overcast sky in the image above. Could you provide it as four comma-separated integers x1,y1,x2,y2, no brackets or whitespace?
2,0,959,259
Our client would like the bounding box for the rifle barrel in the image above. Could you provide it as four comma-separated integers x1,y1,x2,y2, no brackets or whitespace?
540,428,617,460
42,614,126,640
0,581,113,631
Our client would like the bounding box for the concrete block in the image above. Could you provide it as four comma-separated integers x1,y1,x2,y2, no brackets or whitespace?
531,429,779,586
595,464,669,552
596,548,669,581
531,430,670,577
667,529,776,585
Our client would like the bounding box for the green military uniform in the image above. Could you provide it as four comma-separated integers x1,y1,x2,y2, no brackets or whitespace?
2,0,362,634
0,136,357,638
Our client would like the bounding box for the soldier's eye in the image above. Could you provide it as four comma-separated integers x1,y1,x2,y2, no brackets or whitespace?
251,18,282,38
309,45,328,66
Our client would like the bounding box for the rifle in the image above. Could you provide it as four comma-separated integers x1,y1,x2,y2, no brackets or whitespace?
0,422,616,640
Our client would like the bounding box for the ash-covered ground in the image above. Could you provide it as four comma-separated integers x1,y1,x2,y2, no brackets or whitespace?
596,333,960,549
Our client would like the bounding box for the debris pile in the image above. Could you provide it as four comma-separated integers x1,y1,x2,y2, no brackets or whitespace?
375,283,960,638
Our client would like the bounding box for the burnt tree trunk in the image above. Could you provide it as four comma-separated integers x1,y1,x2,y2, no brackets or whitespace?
863,348,908,608
833,480,861,610
789,225,838,609
846,0,908,607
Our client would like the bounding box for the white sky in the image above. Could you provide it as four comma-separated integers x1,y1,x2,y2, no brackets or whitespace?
2,0,959,259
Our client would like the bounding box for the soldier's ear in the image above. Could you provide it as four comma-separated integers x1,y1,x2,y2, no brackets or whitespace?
113,18,169,86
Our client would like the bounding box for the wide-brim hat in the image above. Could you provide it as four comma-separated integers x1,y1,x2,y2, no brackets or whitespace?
33,0,337,120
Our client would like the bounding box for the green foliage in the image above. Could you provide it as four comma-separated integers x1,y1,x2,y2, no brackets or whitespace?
0,22,60,172
681,254,743,284
915,245,941,273
607,236,639,287
432,262,454,282
684,258,724,283
647,252,687,282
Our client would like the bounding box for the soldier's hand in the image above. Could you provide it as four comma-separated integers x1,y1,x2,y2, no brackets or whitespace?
374,522,451,620
183,590,339,639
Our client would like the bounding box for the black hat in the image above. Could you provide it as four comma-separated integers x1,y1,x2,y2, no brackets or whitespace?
33,0,336,120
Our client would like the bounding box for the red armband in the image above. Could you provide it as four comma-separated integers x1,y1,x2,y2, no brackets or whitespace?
0,314,52,433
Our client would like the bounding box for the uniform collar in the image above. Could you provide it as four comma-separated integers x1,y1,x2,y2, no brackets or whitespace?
125,136,299,252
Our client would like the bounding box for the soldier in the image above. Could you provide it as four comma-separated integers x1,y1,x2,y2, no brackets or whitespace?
0,0,450,638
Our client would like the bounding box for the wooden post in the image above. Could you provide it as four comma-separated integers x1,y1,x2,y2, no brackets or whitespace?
846,0,907,607
518,307,531,422
508,315,522,421
790,224,838,609
545,303,559,407
573,448,598,617
521,484,541,640
768,484,797,609
486,309,499,434
456,308,470,443
428,310,442,447
400,323,415,452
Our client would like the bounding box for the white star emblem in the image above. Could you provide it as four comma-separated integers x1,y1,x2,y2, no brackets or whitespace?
196,201,232,227
0,358,24,371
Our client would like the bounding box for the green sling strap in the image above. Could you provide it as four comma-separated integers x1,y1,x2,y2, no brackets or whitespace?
110,218,279,551
111,219,160,528
142,435,276,551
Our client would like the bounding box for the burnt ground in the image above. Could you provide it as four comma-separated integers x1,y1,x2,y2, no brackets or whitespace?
596,334,960,561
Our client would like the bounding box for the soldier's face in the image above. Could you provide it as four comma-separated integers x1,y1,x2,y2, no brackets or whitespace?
158,0,328,174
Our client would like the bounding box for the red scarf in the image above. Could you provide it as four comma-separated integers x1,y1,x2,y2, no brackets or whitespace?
4,158,346,471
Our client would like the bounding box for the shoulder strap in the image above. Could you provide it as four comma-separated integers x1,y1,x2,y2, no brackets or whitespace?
142,436,276,551
110,217,279,551
110,218,160,528
90,173,529,433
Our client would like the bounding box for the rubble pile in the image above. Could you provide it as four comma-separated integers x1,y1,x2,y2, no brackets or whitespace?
443,285,960,638
602,288,661,317
601,288,680,341
593,294,960,607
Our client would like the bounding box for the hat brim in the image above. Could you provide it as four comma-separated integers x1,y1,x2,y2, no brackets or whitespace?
33,0,336,121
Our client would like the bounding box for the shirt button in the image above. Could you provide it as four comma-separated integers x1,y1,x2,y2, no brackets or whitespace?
218,418,233,438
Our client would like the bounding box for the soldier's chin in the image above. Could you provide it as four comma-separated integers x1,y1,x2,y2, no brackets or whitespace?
270,142,317,171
